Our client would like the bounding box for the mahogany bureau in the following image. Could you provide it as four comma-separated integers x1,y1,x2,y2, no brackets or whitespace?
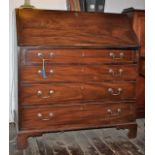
15,8,139,149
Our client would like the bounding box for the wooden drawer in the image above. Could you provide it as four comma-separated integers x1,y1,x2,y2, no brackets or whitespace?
21,49,137,65
20,82,136,105
20,65,137,82
20,102,135,130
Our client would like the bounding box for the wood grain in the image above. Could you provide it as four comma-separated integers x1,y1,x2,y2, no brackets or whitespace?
20,102,135,130
16,9,139,48
123,9,145,118
21,48,138,65
20,82,136,105
16,9,139,149
20,64,137,83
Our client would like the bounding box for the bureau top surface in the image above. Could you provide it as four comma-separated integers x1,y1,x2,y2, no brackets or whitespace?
16,9,139,48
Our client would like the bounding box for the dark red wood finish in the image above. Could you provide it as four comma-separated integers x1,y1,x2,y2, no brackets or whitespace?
16,9,139,149
139,56,145,76
21,49,138,65
20,82,136,105
20,64,137,82
123,9,145,118
16,9,138,48
20,102,135,130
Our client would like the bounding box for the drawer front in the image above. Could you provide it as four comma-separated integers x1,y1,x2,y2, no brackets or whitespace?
20,82,136,105
22,49,137,65
20,65,137,82
20,103,135,130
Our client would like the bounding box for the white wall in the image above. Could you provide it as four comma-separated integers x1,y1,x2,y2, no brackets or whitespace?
9,0,145,122
105,0,145,13
13,0,67,10
9,0,17,122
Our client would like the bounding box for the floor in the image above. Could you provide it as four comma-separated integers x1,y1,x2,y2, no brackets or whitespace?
9,119,145,155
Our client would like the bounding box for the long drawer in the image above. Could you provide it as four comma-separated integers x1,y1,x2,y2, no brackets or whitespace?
20,82,136,105
20,65,137,82
21,49,137,65
20,102,135,130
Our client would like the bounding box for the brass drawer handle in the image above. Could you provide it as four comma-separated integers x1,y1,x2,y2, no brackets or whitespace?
49,69,54,74
37,52,55,59
38,52,44,58
109,69,123,77
108,88,122,96
38,70,42,74
37,53,49,60
38,69,54,76
37,112,54,121
107,108,121,116
109,52,124,60
37,90,54,99
49,52,54,58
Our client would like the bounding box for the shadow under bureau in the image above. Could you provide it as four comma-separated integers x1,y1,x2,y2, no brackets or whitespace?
15,8,139,149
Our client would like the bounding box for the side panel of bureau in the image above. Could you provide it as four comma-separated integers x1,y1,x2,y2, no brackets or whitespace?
123,9,145,118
